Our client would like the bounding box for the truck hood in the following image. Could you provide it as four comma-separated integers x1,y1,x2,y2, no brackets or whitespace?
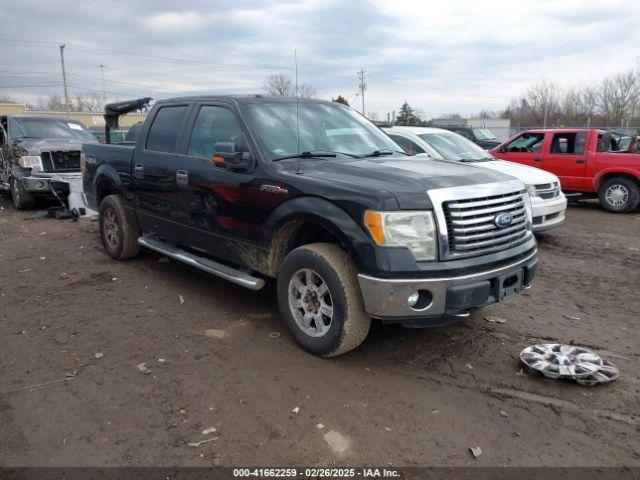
14,138,88,154
476,160,560,185
278,156,516,209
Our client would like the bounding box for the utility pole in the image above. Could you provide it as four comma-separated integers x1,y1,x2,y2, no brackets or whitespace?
59,44,70,117
542,104,548,129
357,69,366,117
99,64,106,104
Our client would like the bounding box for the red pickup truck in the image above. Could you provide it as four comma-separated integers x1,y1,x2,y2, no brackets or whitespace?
492,129,640,212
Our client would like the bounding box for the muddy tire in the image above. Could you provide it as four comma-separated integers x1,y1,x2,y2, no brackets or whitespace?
11,177,35,210
598,177,640,213
99,194,140,260
277,242,371,357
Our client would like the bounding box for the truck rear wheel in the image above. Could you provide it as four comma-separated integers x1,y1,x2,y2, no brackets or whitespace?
99,194,140,260
11,177,35,210
277,243,371,357
598,177,640,213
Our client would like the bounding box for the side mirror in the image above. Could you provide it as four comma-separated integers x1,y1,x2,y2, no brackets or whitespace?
213,142,251,171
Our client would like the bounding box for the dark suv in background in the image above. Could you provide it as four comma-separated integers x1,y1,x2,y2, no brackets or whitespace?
438,125,501,149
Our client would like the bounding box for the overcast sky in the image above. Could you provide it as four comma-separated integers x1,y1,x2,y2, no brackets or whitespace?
1,0,639,118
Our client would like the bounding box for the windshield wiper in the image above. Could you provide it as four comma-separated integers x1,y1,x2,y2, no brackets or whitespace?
358,149,409,158
272,150,359,161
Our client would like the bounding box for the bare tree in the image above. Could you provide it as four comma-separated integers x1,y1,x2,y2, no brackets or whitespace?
264,74,292,96
598,69,640,126
0,94,17,103
298,83,317,98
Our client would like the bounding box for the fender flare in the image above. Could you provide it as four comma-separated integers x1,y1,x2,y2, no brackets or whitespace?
93,163,125,202
264,196,377,273
593,168,640,191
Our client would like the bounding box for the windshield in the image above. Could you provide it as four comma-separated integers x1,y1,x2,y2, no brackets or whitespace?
473,128,497,140
9,117,96,141
244,102,400,159
418,132,493,162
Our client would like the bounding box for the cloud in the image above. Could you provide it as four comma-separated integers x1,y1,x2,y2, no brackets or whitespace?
145,11,213,32
1,0,639,117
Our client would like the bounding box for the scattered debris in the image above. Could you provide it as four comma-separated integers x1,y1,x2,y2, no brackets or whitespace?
465,363,474,370
39,256,46,260
268,332,281,339
1,370,78,395
187,438,217,447
291,406,299,414
469,446,483,459
485,315,506,324
564,315,581,321
204,329,227,339
384,426,392,431
157,256,169,264
431,409,441,414
18,268,32,273
500,410,508,417
136,362,151,375
515,369,526,377
364,367,371,373
520,343,618,386
158,358,166,363
324,430,349,454
94,352,104,359
316,423,325,429
201,427,217,435
111,277,118,282
178,295,185,304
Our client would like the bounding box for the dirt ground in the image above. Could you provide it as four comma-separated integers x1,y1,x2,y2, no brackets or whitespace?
0,194,639,468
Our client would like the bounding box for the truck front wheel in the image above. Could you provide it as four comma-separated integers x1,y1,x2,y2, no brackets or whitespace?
99,195,140,260
277,243,371,357
11,177,35,210
598,177,640,213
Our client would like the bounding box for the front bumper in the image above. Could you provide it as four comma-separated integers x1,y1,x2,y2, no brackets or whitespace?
19,172,80,197
357,249,538,323
531,194,567,232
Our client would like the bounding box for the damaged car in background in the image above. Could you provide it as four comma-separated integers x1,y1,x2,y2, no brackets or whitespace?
0,115,97,211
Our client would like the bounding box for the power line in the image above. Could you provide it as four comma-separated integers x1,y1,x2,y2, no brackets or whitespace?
0,38,292,71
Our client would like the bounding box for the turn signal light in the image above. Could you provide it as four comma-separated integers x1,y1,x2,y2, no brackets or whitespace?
364,211,384,245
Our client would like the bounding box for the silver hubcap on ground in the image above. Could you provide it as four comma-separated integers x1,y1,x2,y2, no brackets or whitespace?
605,184,628,207
103,208,120,247
288,268,333,337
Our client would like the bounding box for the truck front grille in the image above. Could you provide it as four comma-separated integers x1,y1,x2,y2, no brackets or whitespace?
535,182,560,199
41,150,81,172
443,189,530,259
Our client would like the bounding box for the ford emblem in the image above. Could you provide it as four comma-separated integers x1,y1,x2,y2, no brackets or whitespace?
494,213,513,228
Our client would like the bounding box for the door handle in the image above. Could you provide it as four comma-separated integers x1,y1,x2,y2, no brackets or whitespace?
134,163,144,177
534,157,541,162
576,159,585,164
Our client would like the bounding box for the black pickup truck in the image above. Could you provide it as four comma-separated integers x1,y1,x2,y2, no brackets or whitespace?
1,115,96,209
83,95,538,357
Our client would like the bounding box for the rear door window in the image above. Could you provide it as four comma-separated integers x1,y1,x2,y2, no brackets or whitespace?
550,132,587,154
146,105,189,153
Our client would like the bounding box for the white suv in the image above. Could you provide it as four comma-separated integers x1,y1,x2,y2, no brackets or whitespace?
384,126,567,232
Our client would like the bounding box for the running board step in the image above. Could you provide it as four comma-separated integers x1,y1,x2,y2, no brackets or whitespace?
137,236,265,291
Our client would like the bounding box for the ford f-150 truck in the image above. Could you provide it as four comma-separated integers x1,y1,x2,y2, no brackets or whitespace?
1,115,97,209
83,95,538,357
492,129,640,212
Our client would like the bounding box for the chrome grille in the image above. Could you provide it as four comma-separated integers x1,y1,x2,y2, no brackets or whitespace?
443,189,530,258
535,182,560,200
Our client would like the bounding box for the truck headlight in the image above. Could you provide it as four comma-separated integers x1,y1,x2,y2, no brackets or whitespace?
364,210,437,261
527,185,539,198
18,155,43,172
